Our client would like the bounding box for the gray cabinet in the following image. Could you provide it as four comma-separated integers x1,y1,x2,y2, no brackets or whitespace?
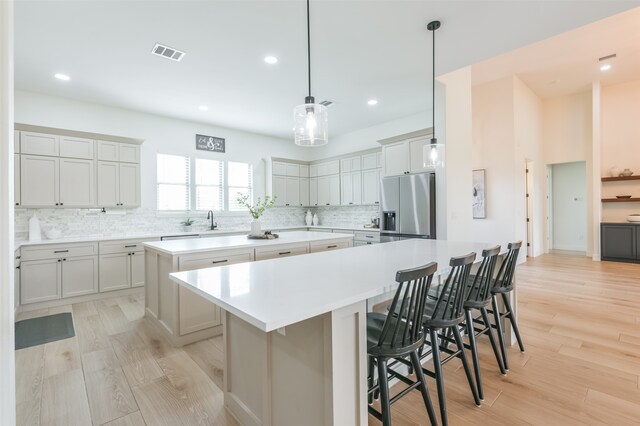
601,223,640,263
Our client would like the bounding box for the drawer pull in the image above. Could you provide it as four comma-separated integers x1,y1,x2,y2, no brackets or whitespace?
366,235,374,238
125,244,137,248
327,245,337,249
278,251,291,255
54,250,69,253
212,259,228,264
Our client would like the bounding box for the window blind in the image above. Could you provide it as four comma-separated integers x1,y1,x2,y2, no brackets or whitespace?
157,154,190,211
195,158,224,211
228,161,253,211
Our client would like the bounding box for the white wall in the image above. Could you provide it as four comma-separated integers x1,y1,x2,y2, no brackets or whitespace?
0,1,16,424
14,90,312,208
551,161,587,251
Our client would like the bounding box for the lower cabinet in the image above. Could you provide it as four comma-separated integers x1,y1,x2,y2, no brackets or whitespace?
99,251,144,292
601,223,640,262
309,240,352,253
21,255,98,304
61,256,98,298
254,243,309,260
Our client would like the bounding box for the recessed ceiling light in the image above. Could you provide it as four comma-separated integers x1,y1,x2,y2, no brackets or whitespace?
54,73,70,81
367,99,378,106
198,105,208,111
264,56,278,64
600,64,612,72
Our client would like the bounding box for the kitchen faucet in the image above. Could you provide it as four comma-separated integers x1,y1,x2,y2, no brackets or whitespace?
207,211,218,230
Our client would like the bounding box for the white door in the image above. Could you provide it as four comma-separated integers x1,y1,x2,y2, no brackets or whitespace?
14,252,20,310
382,141,409,176
317,176,330,206
309,177,318,206
328,174,341,206
273,176,287,206
96,141,119,161
362,153,377,170
362,169,379,205
119,163,140,207
119,144,140,163
20,132,59,157
341,173,353,205
300,177,310,207
59,136,94,159
61,256,98,298
272,161,287,176
14,154,20,206
285,163,300,177
299,165,309,178
409,138,430,173
351,172,362,205
99,253,131,292
14,131,20,152
130,252,145,287
97,161,119,207
20,259,61,304
59,158,96,207
21,155,59,207
285,177,300,206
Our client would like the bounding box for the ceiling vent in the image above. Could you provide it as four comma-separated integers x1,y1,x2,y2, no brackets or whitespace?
319,100,335,107
151,43,186,62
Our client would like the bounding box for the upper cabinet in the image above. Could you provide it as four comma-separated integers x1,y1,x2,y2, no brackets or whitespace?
59,136,94,159
97,161,140,208
97,141,140,163
381,137,432,177
271,160,305,207
20,132,59,157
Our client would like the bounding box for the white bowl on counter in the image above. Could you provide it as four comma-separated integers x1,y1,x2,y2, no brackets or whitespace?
627,215,640,223
45,229,63,239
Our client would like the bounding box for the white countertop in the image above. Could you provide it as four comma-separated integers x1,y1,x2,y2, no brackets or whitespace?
144,231,355,256
170,239,501,332
15,225,378,248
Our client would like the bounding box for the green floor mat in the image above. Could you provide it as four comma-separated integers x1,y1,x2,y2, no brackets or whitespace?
15,312,75,350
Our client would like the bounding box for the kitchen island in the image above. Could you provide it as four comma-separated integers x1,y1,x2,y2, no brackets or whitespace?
170,239,502,426
143,231,353,346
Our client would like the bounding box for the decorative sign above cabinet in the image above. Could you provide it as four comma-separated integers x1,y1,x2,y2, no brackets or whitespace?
196,134,225,153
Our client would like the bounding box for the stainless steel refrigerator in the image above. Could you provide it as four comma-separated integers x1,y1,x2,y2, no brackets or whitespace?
379,173,436,242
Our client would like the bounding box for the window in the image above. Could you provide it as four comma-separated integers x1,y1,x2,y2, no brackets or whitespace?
157,154,190,211
227,161,253,211
195,158,224,211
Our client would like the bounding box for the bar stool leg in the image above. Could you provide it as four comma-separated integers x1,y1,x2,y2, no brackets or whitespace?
410,350,438,426
480,307,506,375
502,293,525,352
492,294,509,371
452,325,481,406
465,309,483,400
429,328,448,426
368,356,375,404
376,356,392,426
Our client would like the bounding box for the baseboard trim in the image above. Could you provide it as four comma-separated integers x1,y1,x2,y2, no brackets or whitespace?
19,287,144,313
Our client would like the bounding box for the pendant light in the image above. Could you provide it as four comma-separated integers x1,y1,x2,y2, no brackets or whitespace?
293,0,328,146
423,20,445,168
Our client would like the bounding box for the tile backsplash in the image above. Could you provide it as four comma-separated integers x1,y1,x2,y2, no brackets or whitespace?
15,205,380,240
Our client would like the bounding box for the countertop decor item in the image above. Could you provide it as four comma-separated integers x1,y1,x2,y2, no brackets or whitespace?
628,214,640,223
616,195,632,199
181,218,194,232
293,0,328,147
29,213,41,242
305,210,313,226
45,228,62,240
621,168,634,177
312,213,319,226
610,166,620,177
247,233,279,240
236,194,276,236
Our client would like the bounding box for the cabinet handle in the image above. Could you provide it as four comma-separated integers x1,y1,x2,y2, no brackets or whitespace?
54,250,69,253
16,266,20,270
367,242,372,245
55,203,59,206
375,201,379,204
212,259,228,264
125,245,137,248
16,256,20,260
327,245,337,249
285,203,290,206
325,203,330,206
60,203,64,206
349,202,353,205
15,203,19,206
278,251,291,255
57,259,61,262
366,235,373,238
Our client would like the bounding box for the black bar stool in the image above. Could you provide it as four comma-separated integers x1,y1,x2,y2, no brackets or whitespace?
462,246,506,401
420,253,481,426
367,262,439,426
489,241,525,370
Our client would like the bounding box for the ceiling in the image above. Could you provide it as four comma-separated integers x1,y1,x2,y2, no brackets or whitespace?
14,1,640,139
472,6,640,98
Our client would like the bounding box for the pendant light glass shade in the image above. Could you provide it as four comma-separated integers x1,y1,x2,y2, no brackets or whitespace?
293,98,328,146
423,142,445,168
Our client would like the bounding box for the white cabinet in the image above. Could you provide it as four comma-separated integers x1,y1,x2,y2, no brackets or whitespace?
59,158,96,207
310,164,318,178
20,132,59,157
20,155,59,207
285,177,300,206
97,141,119,161
300,177,310,207
272,175,287,207
119,144,140,163
14,250,20,310
14,131,20,153
299,165,309,178
362,153,377,170
382,137,432,176
131,252,145,287
341,172,362,205
286,163,300,177
318,174,340,206
309,240,352,253
59,136,94,159
61,256,98,298
272,161,287,176
20,259,60,304
255,243,309,260
340,156,361,173
99,252,142,292
362,169,382,205
14,154,20,206
316,160,340,176
309,177,318,206
97,161,140,207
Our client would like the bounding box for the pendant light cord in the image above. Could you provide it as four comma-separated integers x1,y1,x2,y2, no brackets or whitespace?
432,24,435,142
307,0,312,98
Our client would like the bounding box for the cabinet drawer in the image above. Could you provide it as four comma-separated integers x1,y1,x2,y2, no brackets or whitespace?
178,250,254,271
254,243,309,261
21,242,99,261
309,240,351,253
354,231,380,242
20,132,60,157
100,238,158,254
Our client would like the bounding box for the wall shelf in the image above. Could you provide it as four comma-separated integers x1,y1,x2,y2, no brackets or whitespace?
602,198,640,203
601,175,640,182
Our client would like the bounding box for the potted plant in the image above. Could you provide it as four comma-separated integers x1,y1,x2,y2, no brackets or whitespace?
181,218,194,232
236,194,276,236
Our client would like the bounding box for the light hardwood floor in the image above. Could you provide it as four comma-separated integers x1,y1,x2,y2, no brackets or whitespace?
15,253,640,425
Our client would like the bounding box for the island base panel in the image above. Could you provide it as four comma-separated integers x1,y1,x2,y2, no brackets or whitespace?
224,301,367,426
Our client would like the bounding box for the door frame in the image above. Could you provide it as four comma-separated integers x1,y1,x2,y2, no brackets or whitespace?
525,160,534,257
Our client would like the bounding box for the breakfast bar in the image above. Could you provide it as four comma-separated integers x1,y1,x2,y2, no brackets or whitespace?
170,239,506,426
